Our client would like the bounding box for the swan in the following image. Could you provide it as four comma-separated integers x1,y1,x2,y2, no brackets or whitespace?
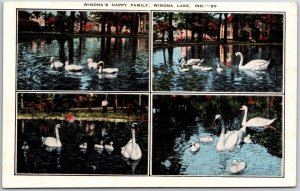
104,141,114,151
94,141,104,149
235,52,270,71
243,134,252,144
87,58,100,69
240,105,276,129
214,115,246,151
161,159,172,169
98,61,118,74
216,64,224,73
65,61,84,72
79,142,87,149
41,124,62,148
121,123,142,160
49,57,63,69
190,142,200,152
230,159,247,174
22,141,29,150
199,135,214,143
178,55,204,66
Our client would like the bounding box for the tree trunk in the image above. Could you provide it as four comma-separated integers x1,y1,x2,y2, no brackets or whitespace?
233,14,239,40
217,13,222,42
223,13,228,44
101,13,106,34
168,13,174,42
79,12,83,34
69,11,75,34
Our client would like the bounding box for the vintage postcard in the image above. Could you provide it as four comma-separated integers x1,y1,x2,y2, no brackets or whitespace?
2,1,297,188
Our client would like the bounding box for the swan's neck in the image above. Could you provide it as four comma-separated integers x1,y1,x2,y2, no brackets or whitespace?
131,129,136,144
238,53,244,68
239,125,247,132
220,118,225,137
99,66,103,73
55,127,60,142
180,58,187,68
242,107,248,126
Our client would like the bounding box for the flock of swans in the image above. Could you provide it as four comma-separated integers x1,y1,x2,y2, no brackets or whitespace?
178,52,270,73
29,122,142,165
184,104,276,174
49,57,119,76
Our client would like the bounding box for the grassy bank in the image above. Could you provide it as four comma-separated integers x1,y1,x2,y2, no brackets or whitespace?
17,109,145,122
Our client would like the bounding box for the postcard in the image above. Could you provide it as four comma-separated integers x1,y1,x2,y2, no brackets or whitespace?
2,1,297,188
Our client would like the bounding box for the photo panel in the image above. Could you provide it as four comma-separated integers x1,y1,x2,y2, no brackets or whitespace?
152,94,283,176
16,93,149,175
152,12,284,92
17,10,150,91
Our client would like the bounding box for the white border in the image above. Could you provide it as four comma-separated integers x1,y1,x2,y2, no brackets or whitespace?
2,1,297,188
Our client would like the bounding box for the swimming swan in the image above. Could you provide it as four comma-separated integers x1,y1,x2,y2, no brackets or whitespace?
240,105,276,129
214,115,246,151
178,55,204,66
87,58,100,69
235,52,270,71
105,141,114,151
216,64,224,73
199,135,214,143
41,124,62,148
49,57,63,69
230,159,247,174
79,142,87,149
121,123,142,160
98,61,118,74
65,61,83,72
243,134,253,144
190,142,200,152
94,141,104,149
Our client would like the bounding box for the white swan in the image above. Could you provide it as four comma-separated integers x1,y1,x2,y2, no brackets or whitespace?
178,55,204,66
98,61,118,74
105,141,114,151
121,123,142,160
49,57,63,69
235,52,270,71
216,64,224,73
87,58,100,69
79,142,87,149
65,61,84,72
243,134,252,144
199,135,214,143
214,115,246,151
240,105,276,129
94,141,104,149
161,159,172,168
22,141,30,150
230,159,247,174
190,142,200,152
41,124,62,148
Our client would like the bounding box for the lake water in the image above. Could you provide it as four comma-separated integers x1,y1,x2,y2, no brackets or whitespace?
152,120,282,176
17,36,149,91
17,120,148,175
153,44,283,92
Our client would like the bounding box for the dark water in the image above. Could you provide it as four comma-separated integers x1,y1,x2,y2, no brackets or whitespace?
17,120,148,175
153,45,283,92
17,36,149,91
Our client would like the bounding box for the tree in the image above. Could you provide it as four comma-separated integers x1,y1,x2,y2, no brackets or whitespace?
217,13,222,42
167,13,174,42
223,13,228,44
69,11,76,34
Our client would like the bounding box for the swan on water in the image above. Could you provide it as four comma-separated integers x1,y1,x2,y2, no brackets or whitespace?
161,159,172,169
98,61,119,74
213,115,246,151
243,134,253,144
230,159,247,174
199,135,214,143
216,64,224,73
22,141,30,150
79,142,87,149
121,123,142,160
235,52,270,71
240,105,276,129
49,57,64,69
87,58,100,69
65,61,84,72
190,142,200,152
105,141,114,151
94,141,104,149
178,55,204,66
41,124,62,148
